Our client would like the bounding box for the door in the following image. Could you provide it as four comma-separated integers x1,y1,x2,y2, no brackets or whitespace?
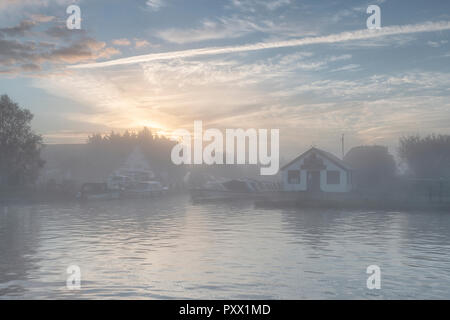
307,171,321,192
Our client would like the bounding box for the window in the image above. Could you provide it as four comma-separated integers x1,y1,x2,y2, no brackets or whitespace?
288,170,301,184
327,171,340,184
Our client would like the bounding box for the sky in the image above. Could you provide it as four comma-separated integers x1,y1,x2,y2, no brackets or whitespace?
0,0,449,159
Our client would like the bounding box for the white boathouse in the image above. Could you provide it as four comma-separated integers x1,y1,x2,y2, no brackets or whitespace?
281,147,354,193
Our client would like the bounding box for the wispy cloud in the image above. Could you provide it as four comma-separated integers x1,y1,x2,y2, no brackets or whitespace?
157,15,317,44
427,40,448,48
0,17,119,75
0,0,77,11
157,18,262,44
134,38,153,49
271,72,450,100
112,38,131,46
146,0,164,11
0,20,35,37
29,13,55,23
330,64,360,72
70,21,450,69
231,0,291,12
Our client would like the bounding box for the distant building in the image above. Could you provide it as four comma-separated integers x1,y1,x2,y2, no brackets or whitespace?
107,147,156,190
121,147,153,173
281,147,354,193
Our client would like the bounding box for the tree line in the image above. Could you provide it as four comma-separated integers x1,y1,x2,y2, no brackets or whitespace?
1,94,450,189
85,127,183,184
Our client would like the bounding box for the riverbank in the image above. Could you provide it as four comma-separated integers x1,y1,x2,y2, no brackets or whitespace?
0,187,187,206
254,191,450,212
2,187,449,212
0,187,76,205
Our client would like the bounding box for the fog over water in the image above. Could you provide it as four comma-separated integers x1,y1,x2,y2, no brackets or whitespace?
1,195,450,299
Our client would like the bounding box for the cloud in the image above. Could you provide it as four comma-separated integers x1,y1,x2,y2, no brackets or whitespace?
334,34,417,49
34,41,450,153
146,0,164,11
29,13,55,23
0,0,76,11
134,38,151,49
157,17,268,44
21,63,41,71
330,64,360,72
271,72,450,100
0,38,41,65
0,63,41,74
288,54,352,71
427,40,448,48
49,38,121,63
70,20,450,69
0,20,35,37
44,25,87,39
0,14,56,38
0,35,120,74
112,38,131,46
0,15,120,75
231,0,291,12
156,15,316,45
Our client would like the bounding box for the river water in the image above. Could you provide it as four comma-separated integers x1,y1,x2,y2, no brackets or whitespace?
1,195,450,299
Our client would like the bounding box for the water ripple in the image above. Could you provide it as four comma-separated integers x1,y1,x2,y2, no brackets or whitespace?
1,195,450,299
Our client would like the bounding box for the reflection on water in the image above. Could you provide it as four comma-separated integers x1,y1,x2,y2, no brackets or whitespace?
1,195,450,299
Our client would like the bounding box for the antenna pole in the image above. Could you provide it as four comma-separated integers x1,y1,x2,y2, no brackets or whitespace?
341,134,345,159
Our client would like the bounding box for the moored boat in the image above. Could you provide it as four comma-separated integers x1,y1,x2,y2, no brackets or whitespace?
77,183,120,201
121,181,168,198
190,179,280,202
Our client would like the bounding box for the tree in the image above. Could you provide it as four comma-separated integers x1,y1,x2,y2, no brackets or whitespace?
85,127,182,184
344,145,396,190
0,95,44,187
399,134,450,179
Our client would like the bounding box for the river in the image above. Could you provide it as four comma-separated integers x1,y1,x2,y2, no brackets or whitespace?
1,195,450,299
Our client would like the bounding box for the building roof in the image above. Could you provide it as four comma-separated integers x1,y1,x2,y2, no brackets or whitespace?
281,147,353,172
